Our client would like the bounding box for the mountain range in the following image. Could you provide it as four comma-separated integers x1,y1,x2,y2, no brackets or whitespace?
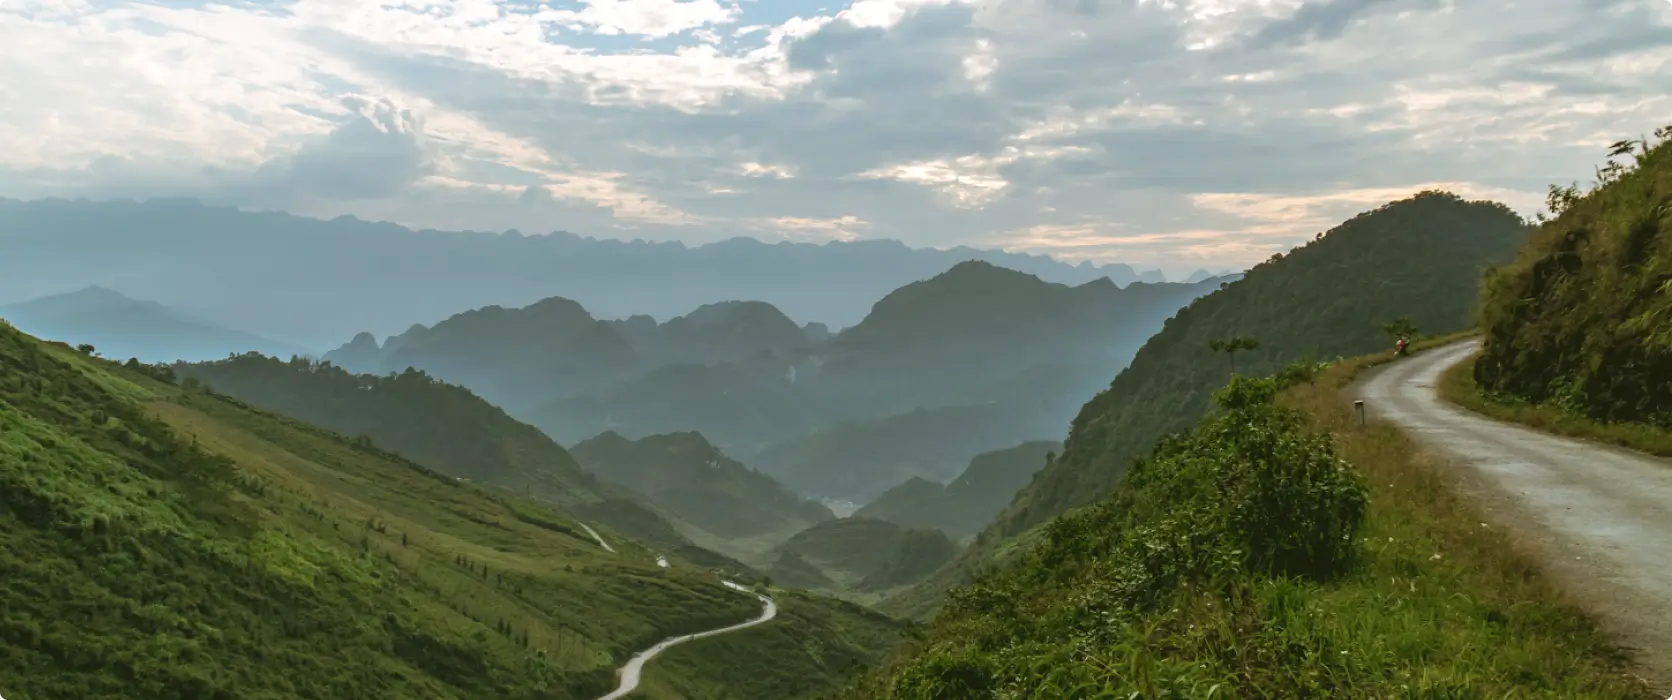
0,285,304,363
882,190,1533,620
323,261,1234,502
0,197,1213,350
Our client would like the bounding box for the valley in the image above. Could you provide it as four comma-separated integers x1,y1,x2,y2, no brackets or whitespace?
3,125,1669,698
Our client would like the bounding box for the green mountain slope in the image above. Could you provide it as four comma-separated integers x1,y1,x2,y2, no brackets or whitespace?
884,190,1529,619
855,441,1059,540
841,371,1648,698
569,431,834,540
0,285,305,363
0,323,897,699
995,191,1528,543
171,353,733,566
1474,127,1672,426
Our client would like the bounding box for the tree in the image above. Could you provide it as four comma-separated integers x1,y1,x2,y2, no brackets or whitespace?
1208,336,1260,375
1380,316,1420,342
76,343,96,356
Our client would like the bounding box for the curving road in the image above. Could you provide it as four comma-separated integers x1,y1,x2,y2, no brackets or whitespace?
598,580,777,700
577,522,778,699
1356,340,1672,687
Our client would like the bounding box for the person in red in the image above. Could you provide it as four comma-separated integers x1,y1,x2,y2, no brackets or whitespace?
1396,334,1409,357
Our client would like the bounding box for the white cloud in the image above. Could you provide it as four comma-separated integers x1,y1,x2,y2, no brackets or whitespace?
0,0,1669,270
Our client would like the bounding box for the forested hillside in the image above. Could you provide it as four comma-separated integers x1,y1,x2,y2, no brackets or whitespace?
172,353,741,567
992,191,1528,542
0,321,909,699
1473,126,1672,427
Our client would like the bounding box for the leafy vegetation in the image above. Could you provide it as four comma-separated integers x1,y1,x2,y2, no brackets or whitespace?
0,323,894,699
840,359,1652,699
1473,125,1672,429
1443,351,1672,458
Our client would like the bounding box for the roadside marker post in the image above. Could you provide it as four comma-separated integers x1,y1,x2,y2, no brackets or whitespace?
1355,400,1366,426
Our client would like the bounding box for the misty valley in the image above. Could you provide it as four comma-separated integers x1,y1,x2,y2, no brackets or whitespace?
2,1,1669,695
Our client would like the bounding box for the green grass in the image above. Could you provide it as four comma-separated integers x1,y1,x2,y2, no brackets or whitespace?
638,589,911,700
0,323,902,699
840,342,1654,698
1439,353,1672,458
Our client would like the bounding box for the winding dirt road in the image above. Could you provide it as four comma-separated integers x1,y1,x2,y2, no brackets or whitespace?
1356,340,1672,687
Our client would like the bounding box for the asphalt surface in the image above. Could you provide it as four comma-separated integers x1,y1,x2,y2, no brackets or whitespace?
1356,339,1672,688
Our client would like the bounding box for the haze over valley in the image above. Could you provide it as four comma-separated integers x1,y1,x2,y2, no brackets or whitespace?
3,0,1670,698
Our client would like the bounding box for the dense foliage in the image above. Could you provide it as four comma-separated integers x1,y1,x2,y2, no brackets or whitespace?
1474,126,1672,427
843,367,1650,699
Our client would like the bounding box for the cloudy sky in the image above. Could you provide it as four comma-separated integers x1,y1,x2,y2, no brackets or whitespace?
0,0,1667,273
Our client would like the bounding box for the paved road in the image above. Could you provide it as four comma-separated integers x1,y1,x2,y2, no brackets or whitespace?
578,522,617,553
1357,340,1672,687
597,580,777,699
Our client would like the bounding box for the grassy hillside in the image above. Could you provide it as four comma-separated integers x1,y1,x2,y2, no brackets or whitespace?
172,353,732,563
0,322,893,699
569,431,833,540
838,359,1653,698
637,589,909,700
1473,126,1672,428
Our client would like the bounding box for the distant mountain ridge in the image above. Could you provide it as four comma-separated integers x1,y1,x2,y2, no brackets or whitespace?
0,197,1177,348
0,285,306,362
854,441,1061,539
881,190,1532,620
569,430,835,541
319,261,1234,503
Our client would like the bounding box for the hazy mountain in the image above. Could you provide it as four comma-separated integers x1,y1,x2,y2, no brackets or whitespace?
0,197,1168,348
774,517,957,592
801,262,1232,414
322,296,640,414
0,285,306,363
325,261,1231,502
884,191,1532,620
854,441,1061,539
751,402,1065,503
569,431,835,540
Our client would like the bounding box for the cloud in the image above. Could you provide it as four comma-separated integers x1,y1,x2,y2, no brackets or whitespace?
0,0,1668,271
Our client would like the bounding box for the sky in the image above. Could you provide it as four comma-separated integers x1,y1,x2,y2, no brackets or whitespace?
0,0,1668,274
